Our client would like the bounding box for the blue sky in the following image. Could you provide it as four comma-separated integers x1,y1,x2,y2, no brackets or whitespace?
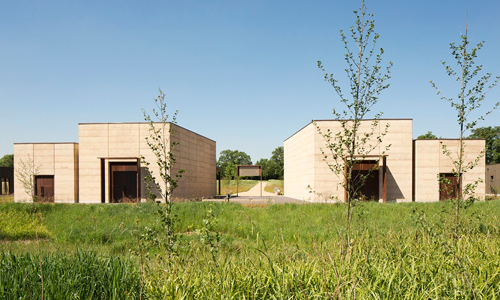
1,0,500,162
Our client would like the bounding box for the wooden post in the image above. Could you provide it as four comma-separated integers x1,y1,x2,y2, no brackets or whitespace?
344,157,347,202
382,156,387,203
260,167,262,197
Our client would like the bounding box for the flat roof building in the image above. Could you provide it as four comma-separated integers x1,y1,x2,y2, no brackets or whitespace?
14,123,216,203
486,163,500,195
284,119,485,202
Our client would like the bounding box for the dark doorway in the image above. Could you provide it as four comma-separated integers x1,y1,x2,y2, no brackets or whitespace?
35,175,54,202
352,160,379,201
110,162,139,203
439,173,461,201
0,167,14,195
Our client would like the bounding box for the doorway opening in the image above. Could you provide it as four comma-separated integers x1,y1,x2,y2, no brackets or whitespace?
352,160,379,201
110,162,139,203
35,175,54,202
439,173,461,201
344,155,387,202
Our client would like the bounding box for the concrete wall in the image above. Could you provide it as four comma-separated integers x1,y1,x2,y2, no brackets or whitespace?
171,125,217,199
486,163,500,195
14,143,78,203
284,119,413,202
414,139,485,201
284,123,315,201
78,122,216,203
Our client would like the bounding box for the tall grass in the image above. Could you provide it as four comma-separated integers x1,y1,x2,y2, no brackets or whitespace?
2,200,500,298
145,228,500,299
0,251,143,299
0,208,51,240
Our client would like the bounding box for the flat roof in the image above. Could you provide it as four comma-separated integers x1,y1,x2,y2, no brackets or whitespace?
77,122,216,143
284,119,413,142
13,142,78,145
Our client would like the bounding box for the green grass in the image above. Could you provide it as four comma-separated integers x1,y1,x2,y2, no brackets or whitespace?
0,206,51,240
0,251,143,299
264,179,284,194
0,195,13,203
2,200,500,298
216,179,259,195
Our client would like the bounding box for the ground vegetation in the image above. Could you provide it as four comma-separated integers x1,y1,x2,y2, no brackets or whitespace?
1,201,500,298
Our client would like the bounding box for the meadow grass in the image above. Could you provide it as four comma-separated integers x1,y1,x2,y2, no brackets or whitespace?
216,179,259,195
264,179,284,194
0,251,143,299
0,195,13,204
2,200,500,298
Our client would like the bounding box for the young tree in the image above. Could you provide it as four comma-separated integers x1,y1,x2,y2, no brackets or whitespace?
141,87,183,255
15,155,40,202
316,0,392,231
431,23,499,237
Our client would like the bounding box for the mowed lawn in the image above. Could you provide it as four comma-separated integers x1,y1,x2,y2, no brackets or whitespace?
1,199,500,298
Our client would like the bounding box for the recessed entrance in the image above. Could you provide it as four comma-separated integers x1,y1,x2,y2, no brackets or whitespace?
110,162,139,203
352,160,379,201
35,175,54,202
439,173,461,201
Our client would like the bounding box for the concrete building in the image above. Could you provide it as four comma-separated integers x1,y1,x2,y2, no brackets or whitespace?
486,163,500,195
13,143,78,203
414,139,485,202
14,123,216,203
284,119,485,202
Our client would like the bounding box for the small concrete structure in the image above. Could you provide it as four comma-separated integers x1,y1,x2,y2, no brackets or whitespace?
14,143,79,203
413,139,485,202
14,122,216,203
284,119,485,202
486,163,500,195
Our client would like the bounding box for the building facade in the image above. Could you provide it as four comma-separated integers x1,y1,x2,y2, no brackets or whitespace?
13,143,79,203
486,163,500,195
14,123,216,203
284,119,485,202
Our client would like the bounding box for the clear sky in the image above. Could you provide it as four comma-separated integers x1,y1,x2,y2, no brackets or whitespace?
1,0,500,163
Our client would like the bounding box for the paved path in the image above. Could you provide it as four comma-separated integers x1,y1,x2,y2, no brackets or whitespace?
203,181,305,204
238,181,275,197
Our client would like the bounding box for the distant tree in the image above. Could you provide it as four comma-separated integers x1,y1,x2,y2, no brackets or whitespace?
217,150,252,179
416,131,439,139
269,146,284,179
255,147,284,180
467,126,500,164
0,154,13,167
16,155,40,202
255,158,270,180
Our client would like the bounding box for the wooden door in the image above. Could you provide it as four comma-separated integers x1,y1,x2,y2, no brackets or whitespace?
110,162,139,203
352,160,379,201
35,175,54,202
439,173,461,201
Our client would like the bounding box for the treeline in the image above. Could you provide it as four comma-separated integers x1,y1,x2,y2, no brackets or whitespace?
217,147,284,180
